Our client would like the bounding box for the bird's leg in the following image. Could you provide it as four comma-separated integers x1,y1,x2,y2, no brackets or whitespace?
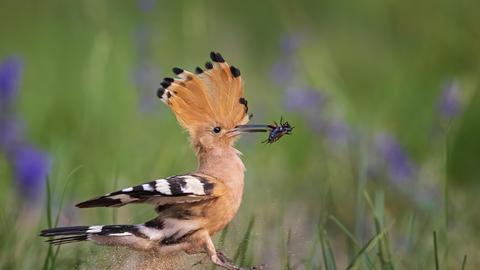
202,232,264,270
215,250,239,268
215,251,264,270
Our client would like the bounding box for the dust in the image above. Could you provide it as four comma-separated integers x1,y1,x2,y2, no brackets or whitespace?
80,247,209,270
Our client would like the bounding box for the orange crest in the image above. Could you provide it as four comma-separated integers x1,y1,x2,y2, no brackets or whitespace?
157,52,249,133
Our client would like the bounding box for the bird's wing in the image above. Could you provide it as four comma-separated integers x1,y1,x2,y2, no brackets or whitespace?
76,173,225,208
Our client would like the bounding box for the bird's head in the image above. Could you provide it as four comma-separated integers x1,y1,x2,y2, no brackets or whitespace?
157,52,271,152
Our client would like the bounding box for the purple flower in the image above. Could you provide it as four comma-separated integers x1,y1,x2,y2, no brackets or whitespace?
375,133,415,183
132,17,161,112
133,63,160,112
0,55,51,204
271,60,295,85
0,56,23,108
274,31,353,147
11,145,50,201
134,26,152,58
279,33,303,56
326,118,349,144
283,86,335,136
438,81,462,119
270,33,303,85
284,86,325,112
138,0,155,13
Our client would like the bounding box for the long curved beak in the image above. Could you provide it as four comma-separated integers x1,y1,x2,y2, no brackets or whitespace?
227,124,272,137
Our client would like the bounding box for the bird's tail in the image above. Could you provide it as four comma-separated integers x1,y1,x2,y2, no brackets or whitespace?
40,224,142,246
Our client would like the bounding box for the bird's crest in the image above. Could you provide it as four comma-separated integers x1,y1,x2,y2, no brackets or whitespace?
157,52,249,134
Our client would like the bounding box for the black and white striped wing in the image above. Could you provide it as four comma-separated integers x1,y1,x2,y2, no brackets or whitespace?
76,174,223,208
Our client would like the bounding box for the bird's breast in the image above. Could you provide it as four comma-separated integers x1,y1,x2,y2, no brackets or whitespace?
195,147,246,235
203,186,244,235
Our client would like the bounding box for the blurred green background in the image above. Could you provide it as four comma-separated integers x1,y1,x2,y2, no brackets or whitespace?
0,0,479,269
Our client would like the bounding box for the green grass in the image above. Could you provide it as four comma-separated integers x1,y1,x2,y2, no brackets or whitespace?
1,0,480,269
233,216,255,267
434,231,440,270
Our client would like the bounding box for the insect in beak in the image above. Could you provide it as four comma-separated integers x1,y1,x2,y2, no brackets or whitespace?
227,118,294,144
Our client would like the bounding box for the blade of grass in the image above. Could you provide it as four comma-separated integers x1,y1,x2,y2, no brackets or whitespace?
461,255,467,270
347,228,387,270
319,229,337,270
443,131,450,266
329,215,375,269
46,175,53,228
42,175,53,270
0,207,18,269
234,215,255,266
433,231,440,270
365,191,395,270
319,229,329,270
325,234,338,270
353,135,368,244
50,166,83,268
218,224,230,250
283,228,292,270
111,169,119,224
304,233,319,270
318,217,330,270
330,215,360,247
405,213,415,251
54,165,82,227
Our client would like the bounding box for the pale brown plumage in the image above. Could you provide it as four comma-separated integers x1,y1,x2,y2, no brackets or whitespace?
41,52,267,270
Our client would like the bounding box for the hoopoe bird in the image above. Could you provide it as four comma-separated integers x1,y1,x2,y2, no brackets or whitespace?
40,52,289,270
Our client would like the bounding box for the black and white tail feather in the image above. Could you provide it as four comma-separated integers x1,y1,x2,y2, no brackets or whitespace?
41,173,222,249
41,225,142,245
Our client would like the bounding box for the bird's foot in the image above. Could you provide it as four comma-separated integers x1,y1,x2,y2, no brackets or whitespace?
214,251,265,270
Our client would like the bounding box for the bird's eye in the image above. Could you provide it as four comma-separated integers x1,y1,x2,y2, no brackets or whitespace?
213,127,222,133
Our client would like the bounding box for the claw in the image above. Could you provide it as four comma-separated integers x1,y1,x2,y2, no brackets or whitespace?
216,251,232,263
215,251,265,270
